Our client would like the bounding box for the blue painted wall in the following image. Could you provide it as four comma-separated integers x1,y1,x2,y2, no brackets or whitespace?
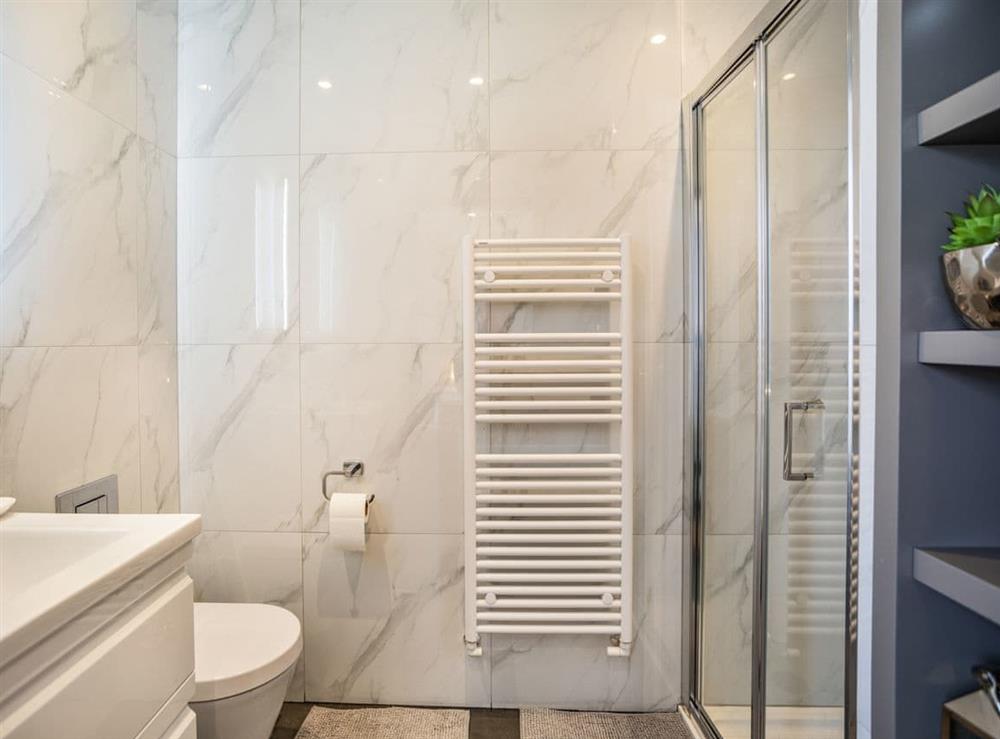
896,0,1000,735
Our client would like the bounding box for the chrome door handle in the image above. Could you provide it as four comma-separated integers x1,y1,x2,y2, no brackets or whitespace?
782,399,824,481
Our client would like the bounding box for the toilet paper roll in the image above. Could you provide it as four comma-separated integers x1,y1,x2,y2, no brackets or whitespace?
328,492,370,552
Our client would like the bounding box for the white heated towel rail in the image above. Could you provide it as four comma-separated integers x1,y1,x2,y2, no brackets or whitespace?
461,236,633,657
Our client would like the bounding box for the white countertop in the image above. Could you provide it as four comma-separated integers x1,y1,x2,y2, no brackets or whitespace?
0,513,201,669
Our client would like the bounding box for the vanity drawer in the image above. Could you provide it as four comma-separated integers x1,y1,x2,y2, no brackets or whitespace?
0,571,194,739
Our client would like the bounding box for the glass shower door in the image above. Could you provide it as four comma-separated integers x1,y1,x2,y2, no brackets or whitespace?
764,1,850,736
698,57,759,739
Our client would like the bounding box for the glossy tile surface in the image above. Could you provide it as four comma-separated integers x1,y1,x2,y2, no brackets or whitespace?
1,61,138,347
299,152,487,343
2,0,137,129
139,344,180,514
300,0,488,154
179,344,301,532
138,0,179,153
0,346,141,513
177,0,299,156
490,1,679,151
138,140,177,345
302,532,490,707
300,344,462,534
178,155,299,344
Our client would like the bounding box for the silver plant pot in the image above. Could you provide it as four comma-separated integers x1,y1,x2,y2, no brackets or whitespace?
942,241,1000,329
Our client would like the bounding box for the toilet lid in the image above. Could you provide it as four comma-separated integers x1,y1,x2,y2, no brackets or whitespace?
193,602,303,702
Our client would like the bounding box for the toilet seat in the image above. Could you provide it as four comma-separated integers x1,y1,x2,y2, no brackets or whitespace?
192,602,302,702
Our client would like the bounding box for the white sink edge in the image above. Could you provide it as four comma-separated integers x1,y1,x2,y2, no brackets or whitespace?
0,513,201,669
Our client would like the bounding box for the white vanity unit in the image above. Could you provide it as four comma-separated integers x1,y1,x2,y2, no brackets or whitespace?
0,513,201,739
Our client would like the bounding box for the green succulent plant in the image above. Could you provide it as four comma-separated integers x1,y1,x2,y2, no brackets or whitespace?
942,185,1000,252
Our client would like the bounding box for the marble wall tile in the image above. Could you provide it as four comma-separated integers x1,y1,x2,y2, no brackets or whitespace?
139,344,179,514
178,155,299,344
300,0,488,154
0,346,141,513
188,530,305,700
490,1,679,151
300,344,462,534
490,150,683,342
1,0,137,130
490,535,681,711
703,342,756,535
299,152,487,343
635,343,683,535
138,0,179,153
177,0,299,157
699,533,753,706
680,0,768,96
138,140,177,345
1,61,138,347
178,344,300,532
301,532,490,707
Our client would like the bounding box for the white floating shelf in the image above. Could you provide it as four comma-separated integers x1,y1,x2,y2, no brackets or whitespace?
943,690,1000,739
918,331,1000,367
913,548,1000,628
919,69,1000,145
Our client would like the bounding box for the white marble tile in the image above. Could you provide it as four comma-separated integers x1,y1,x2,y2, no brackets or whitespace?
137,0,178,153
490,1,679,151
178,344,300,532
139,344,179,514
490,535,681,711
188,530,304,700
302,532,490,707
1,61,138,347
700,533,753,706
635,343,683,535
177,0,299,156
490,150,683,342
300,0,488,154
1,0,137,130
138,140,177,345
0,346,140,513
299,152,487,343
680,0,768,96
703,342,755,535
178,156,298,344
300,344,462,534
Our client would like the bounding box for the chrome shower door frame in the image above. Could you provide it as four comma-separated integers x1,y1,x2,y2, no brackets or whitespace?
681,1,860,738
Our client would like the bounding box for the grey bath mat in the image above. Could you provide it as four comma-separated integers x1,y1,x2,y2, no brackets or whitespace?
294,705,469,739
521,707,692,739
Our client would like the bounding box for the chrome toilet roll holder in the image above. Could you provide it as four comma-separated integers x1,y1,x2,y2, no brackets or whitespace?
322,460,374,506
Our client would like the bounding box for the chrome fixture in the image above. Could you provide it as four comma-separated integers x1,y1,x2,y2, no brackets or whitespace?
321,460,367,502
782,399,825,481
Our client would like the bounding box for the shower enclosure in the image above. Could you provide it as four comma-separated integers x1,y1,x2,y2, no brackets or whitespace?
684,1,857,738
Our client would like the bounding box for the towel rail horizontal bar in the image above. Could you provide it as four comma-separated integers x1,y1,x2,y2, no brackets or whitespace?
476,625,622,635
476,546,623,556
476,278,621,288
476,359,621,369
476,507,622,517
475,265,621,274
475,494,622,504
476,400,622,410
475,346,622,356
475,387,622,397
477,599,620,609
475,413,622,423
475,533,622,543
476,453,622,462
476,292,621,302
476,481,621,490
477,612,622,622
476,520,622,531
477,559,621,569
475,373,622,383
476,467,622,477
474,238,621,247
477,572,622,583
476,585,621,595
475,332,621,342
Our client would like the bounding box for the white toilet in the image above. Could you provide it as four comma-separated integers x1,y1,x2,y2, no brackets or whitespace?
191,602,303,739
